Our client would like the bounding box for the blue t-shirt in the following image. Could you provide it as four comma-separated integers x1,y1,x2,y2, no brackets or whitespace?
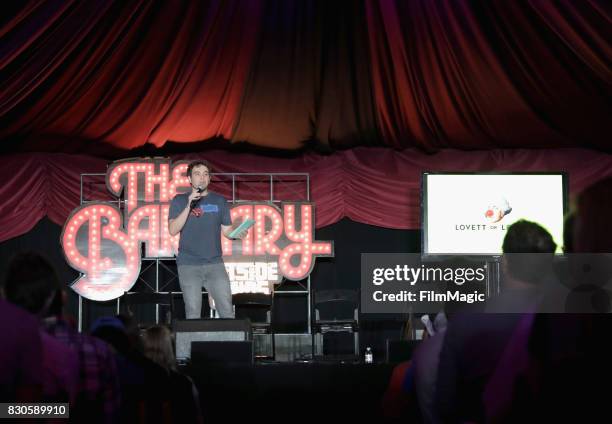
169,191,231,265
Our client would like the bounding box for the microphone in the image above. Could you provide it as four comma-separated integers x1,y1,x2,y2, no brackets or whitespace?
190,186,204,209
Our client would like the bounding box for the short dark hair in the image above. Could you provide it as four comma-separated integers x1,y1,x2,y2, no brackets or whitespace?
187,160,212,178
503,220,557,254
502,220,556,285
3,252,62,316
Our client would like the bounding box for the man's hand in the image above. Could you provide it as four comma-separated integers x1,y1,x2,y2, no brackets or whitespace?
168,188,203,236
187,189,203,205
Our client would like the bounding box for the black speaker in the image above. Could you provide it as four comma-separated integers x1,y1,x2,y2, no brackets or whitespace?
191,341,254,365
174,319,251,360
386,339,419,363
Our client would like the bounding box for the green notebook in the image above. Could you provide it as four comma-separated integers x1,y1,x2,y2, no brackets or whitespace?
227,218,255,238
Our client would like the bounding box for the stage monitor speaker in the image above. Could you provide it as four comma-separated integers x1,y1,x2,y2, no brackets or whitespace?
191,341,254,365
174,318,251,360
386,339,419,363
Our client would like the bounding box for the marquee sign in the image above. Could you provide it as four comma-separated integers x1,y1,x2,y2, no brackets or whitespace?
61,158,333,301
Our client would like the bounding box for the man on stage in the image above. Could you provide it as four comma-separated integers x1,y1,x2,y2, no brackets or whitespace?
169,160,245,319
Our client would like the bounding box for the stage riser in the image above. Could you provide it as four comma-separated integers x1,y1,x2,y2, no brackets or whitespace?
175,332,312,362
176,331,248,360
174,319,251,360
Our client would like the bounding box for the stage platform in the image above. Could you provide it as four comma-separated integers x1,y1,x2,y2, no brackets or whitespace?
181,361,402,423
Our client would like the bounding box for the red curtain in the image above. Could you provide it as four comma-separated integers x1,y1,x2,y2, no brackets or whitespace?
365,0,612,151
1,1,610,153
1,0,261,151
1,149,611,242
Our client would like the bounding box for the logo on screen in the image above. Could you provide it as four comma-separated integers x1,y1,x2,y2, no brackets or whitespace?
484,198,512,223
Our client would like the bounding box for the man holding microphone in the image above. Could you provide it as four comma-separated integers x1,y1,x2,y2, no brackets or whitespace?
169,160,246,319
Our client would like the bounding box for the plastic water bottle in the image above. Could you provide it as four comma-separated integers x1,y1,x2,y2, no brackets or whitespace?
365,347,373,364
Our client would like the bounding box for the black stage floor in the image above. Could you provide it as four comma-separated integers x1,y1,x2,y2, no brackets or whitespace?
182,361,403,423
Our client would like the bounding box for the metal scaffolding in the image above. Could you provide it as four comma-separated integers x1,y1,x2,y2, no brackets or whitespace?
76,171,313,334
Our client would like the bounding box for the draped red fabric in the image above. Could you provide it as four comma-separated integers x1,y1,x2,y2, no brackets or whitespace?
1,0,262,151
365,0,612,151
231,0,377,149
1,1,610,152
1,149,611,242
